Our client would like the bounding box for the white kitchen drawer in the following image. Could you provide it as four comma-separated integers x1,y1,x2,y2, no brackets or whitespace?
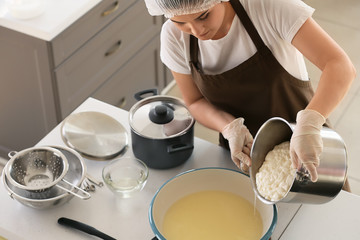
92,36,161,110
55,0,162,118
51,0,137,66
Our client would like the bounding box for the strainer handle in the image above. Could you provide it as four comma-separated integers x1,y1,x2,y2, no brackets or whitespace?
8,151,17,158
56,179,91,200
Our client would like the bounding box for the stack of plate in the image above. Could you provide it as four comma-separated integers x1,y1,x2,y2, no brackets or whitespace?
61,111,128,160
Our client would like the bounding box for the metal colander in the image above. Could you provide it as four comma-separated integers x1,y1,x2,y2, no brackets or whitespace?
4,147,69,192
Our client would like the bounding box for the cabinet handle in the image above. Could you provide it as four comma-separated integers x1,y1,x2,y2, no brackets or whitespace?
101,1,120,17
116,97,127,109
105,40,122,57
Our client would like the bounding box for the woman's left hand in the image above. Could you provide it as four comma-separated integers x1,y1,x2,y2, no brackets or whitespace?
290,109,326,182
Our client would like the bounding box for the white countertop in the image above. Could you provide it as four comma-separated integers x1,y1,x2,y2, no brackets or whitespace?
280,190,360,240
0,97,360,239
0,0,101,41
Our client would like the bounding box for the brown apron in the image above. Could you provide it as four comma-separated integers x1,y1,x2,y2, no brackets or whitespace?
190,0,314,142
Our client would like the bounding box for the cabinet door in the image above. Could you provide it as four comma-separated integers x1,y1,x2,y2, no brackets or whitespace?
161,16,174,88
92,36,161,111
55,0,162,118
0,28,57,158
51,0,137,66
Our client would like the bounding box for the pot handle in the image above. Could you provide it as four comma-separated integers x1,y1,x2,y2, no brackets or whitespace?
134,89,158,101
167,144,194,154
295,164,311,184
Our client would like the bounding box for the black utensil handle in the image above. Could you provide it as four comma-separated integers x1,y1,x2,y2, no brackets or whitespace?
134,89,158,101
167,143,194,154
58,217,116,240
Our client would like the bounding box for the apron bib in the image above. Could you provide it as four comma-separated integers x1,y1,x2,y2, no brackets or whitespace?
189,0,315,145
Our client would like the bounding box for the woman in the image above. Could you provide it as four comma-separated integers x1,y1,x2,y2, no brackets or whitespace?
144,0,356,184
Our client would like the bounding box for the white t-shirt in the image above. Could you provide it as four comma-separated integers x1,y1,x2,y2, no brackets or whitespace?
160,0,314,80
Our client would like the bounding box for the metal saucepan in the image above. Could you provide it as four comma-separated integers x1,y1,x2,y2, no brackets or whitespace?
250,117,347,204
129,89,195,169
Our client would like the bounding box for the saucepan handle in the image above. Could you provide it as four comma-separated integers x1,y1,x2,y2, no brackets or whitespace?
295,164,311,184
134,89,158,101
167,144,194,154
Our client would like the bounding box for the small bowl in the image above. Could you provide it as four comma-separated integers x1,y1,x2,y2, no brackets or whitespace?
102,156,149,198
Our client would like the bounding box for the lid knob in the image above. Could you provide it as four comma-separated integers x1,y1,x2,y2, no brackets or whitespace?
149,105,174,124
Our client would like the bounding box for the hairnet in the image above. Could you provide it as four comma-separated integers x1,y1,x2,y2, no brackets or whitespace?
144,0,229,18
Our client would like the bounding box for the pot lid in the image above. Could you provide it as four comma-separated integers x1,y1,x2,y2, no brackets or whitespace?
61,111,128,159
129,96,194,139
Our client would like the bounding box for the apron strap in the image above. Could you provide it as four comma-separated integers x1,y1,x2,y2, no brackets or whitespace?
229,0,266,51
191,0,268,66
190,35,202,72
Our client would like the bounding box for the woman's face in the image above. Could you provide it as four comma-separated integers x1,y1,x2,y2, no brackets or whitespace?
170,3,230,40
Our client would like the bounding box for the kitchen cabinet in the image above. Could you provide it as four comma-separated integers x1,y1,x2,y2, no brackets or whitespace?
0,0,170,158
92,35,163,110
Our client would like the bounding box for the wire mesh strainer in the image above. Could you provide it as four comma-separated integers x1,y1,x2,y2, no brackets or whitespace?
5,147,69,192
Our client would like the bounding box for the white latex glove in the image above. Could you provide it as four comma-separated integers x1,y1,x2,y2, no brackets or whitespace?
222,118,253,172
290,109,326,182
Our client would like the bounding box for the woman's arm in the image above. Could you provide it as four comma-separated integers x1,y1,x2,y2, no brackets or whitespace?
171,71,235,132
290,17,356,181
292,17,356,118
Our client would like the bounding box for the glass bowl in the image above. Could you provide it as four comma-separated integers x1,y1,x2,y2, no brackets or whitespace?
102,156,149,198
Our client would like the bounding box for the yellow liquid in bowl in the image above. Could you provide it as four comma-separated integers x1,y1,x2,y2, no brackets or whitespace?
162,190,263,240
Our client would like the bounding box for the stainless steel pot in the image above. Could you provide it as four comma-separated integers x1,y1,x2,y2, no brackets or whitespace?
129,90,195,169
250,117,347,204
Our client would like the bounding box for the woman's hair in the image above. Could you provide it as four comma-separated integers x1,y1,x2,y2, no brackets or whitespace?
145,0,223,18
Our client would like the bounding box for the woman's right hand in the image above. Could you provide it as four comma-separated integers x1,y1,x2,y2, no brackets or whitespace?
222,118,253,172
